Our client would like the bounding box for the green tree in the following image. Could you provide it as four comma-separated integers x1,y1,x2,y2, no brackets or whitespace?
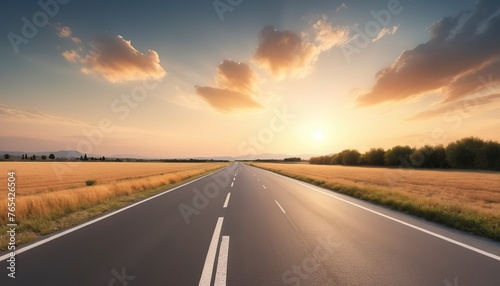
477,141,500,170
446,137,484,169
41,155,47,160
342,150,361,166
410,145,447,168
331,152,343,165
385,145,414,166
49,154,55,160
428,145,447,168
4,154,10,160
361,148,385,166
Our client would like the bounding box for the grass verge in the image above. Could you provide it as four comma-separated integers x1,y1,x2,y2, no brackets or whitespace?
0,164,227,251
250,163,500,242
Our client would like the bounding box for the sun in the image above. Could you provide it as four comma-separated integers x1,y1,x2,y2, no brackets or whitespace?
313,131,324,141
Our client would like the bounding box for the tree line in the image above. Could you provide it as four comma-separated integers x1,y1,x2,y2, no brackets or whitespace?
4,153,56,160
310,137,500,171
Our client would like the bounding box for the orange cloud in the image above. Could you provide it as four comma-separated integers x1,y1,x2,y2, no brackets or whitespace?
0,104,86,126
443,59,500,103
195,86,261,113
54,23,81,44
253,26,317,80
55,23,72,38
61,34,167,84
409,93,500,121
253,21,349,80
196,60,260,112
215,60,257,94
356,0,500,107
314,17,351,51
61,50,80,63
372,25,398,43
80,35,166,83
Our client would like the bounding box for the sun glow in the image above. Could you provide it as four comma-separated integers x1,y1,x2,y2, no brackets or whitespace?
314,131,324,141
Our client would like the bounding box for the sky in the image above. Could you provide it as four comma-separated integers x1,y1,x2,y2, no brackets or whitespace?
1,0,499,158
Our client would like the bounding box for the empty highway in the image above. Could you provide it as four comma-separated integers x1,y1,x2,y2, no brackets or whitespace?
1,162,499,285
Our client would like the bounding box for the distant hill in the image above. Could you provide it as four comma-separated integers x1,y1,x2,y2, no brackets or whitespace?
0,150,317,161
192,153,317,161
0,150,90,159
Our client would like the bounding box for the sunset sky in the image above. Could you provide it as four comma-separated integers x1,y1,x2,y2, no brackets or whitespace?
1,0,499,158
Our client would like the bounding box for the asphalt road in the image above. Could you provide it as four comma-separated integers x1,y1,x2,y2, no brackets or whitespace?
1,162,499,285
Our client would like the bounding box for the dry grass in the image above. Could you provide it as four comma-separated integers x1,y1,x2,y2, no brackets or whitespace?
0,162,226,222
0,162,227,250
0,161,223,195
251,163,500,241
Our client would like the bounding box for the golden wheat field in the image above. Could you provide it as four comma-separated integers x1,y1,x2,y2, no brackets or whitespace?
252,163,500,216
0,162,227,223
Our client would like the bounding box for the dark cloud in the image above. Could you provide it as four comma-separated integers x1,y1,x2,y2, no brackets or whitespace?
357,0,500,107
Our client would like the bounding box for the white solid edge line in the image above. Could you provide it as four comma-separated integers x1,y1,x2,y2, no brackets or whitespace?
214,236,230,286
199,217,225,286
256,166,500,262
0,168,225,262
275,200,286,214
223,193,231,208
